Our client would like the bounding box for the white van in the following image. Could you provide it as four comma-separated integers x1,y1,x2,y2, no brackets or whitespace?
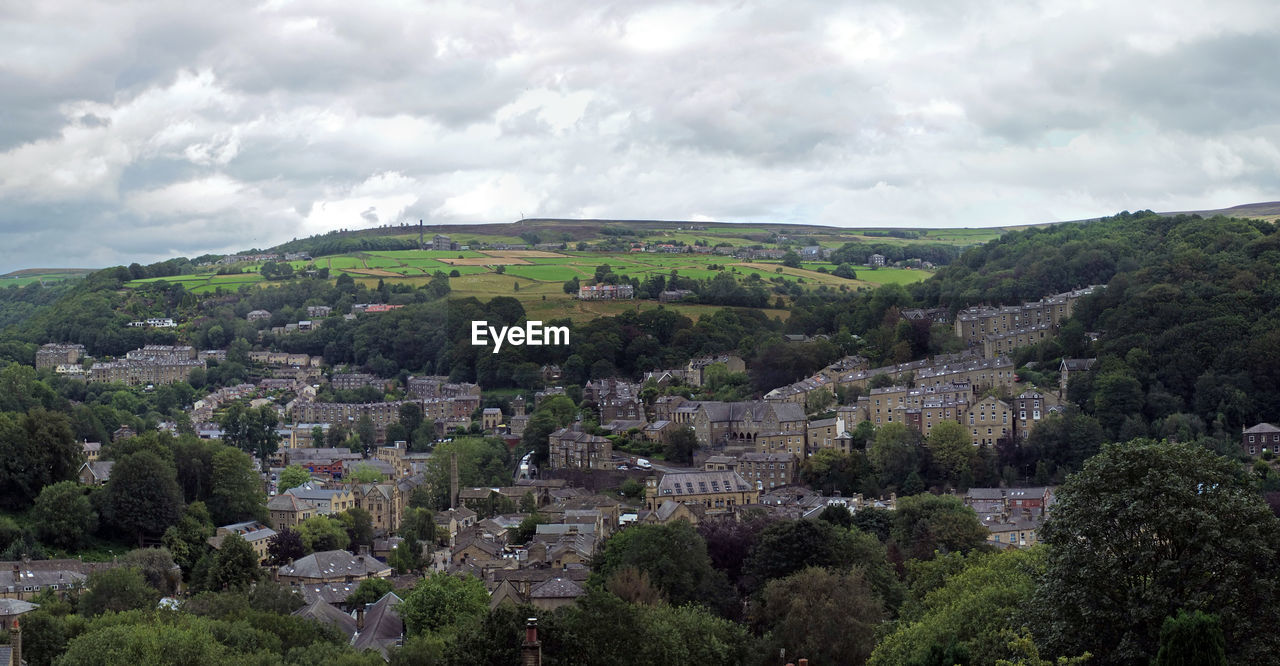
635,458,652,470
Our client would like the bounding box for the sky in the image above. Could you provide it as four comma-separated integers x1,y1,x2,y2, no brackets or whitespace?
1,0,1279,272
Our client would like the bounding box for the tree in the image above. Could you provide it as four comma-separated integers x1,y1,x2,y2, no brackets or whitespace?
55,622,228,666
1153,610,1227,666
297,515,349,552
120,548,182,596
0,408,82,509
746,519,901,609
219,403,279,470
804,388,836,414
350,463,385,484
781,250,802,268
267,527,306,565
162,502,215,577
867,423,921,491
593,521,735,616
758,567,884,666
925,420,975,487
338,507,374,548
208,447,265,525
1031,439,1280,664
79,567,161,616
870,548,1043,666
278,465,311,492
889,493,988,561
399,571,489,635
388,536,421,574
347,577,395,606
399,507,435,543
399,402,424,438
102,450,184,545
204,532,261,591
355,413,377,450
31,481,97,550
663,426,699,465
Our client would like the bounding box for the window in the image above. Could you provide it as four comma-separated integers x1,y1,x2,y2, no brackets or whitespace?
1020,410,1026,419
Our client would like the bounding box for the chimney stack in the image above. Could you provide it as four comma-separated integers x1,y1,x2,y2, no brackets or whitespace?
356,605,366,632
522,617,541,666
11,618,20,666
11,563,18,583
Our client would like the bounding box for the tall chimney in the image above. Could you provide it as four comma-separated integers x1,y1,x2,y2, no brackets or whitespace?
356,605,366,632
522,617,541,666
11,618,20,666
450,452,460,510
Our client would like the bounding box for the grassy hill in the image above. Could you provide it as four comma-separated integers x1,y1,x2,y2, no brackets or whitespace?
0,268,95,288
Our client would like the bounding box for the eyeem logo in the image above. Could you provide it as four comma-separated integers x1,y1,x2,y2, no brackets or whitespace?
471,320,569,353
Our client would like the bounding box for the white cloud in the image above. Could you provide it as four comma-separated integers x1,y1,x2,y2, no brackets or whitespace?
1,0,1279,271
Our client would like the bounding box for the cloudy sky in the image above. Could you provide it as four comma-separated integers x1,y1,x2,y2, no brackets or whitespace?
2,0,1278,272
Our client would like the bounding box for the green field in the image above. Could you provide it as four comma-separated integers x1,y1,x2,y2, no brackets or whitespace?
0,269,94,288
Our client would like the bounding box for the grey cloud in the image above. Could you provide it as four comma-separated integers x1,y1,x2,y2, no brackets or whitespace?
2,0,1279,272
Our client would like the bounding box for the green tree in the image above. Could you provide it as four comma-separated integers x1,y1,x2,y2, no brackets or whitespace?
399,402,424,439
31,481,97,550
356,413,377,449
55,622,228,666
350,463,385,484
870,548,1044,666
297,515,349,552
925,420,975,487
219,403,279,470
593,521,736,615
663,426,699,465
867,422,920,491
102,450,185,546
388,536,421,575
781,250,802,268
203,532,261,591
758,567,884,666
79,567,161,616
1153,610,1227,666
119,548,182,596
347,577,395,606
278,465,311,492
1031,439,1280,664
399,571,489,636
338,507,374,548
162,502,215,577
0,408,82,510
889,493,988,561
208,447,265,525
399,507,435,543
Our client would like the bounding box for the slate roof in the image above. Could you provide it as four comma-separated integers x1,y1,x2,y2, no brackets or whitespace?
1244,423,1280,434
293,599,357,638
299,582,359,605
0,598,39,615
278,550,391,580
351,592,404,657
530,576,586,600
81,460,115,482
654,470,753,498
267,493,316,512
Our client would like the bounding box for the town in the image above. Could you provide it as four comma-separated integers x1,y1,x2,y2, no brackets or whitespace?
3,209,1280,665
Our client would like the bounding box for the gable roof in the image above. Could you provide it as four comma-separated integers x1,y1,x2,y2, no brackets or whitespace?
530,576,586,600
278,550,391,580
79,460,115,481
267,493,316,512
351,592,404,657
1244,423,1280,435
293,599,357,638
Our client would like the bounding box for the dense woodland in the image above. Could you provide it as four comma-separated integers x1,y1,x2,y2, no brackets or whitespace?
2,212,1280,664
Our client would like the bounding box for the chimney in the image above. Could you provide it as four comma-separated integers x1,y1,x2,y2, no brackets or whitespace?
12,618,20,666
356,605,366,631
359,544,371,557
11,563,17,583
522,617,541,666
